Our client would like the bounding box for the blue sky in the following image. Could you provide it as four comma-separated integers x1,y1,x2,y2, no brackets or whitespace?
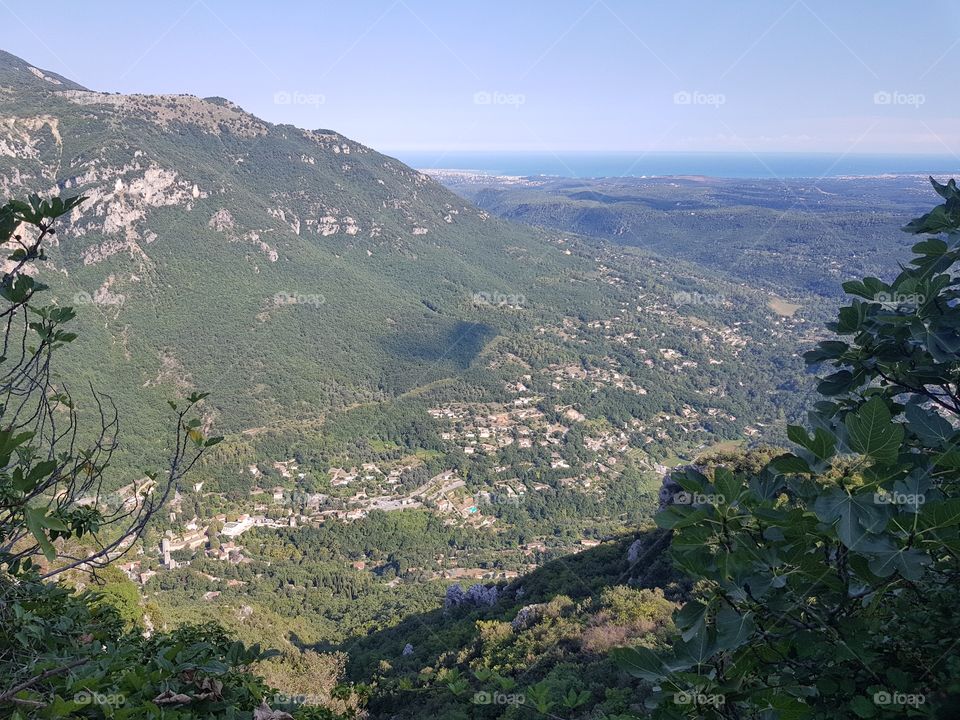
4,1,959,154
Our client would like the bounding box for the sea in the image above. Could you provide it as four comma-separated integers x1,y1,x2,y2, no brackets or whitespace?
390,151,960,180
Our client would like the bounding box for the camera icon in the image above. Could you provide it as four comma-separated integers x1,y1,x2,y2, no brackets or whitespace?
273,91,292,105
473,91,492,105
473,691,492,705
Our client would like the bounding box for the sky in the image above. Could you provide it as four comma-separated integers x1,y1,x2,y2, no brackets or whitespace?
3,0,959,155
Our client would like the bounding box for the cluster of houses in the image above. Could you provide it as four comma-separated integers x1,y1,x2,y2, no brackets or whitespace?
429,397,569,456
327,462,407,487
122,461,498,586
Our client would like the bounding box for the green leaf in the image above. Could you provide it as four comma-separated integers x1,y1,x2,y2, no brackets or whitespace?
818,370,856,395
715,606,755,651
850,695,877,718
904,202,960,235
931,176,960,200
788,425,836,461
813,489,889,550
25,507,56,561
654,506,708,530
918,498,960,532
845,397,903,463
905,403,955,446
911,237,948,255
677,627,716,666
804,339,850,363
713,467,742,505
868,546,932,581
675,600,708,642
610,646,665,681
768,453,812,475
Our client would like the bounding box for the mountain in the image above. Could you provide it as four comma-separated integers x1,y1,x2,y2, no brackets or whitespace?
0,50,810,473
0,51,606,459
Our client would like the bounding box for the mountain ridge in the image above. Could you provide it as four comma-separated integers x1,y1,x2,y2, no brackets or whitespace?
0,48,87,91
0,48,599,459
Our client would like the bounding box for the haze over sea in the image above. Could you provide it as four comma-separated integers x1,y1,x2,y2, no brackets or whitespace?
396,151,960,179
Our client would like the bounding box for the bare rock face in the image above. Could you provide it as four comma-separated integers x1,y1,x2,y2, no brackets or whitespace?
658,470,684,511
444,583,499,611
466,583,499,607
443,584,465,610
208,208,235,232
511,603,545,632
207,208,278,262
66,163,203,269
0,115,62,168
28,66,63,85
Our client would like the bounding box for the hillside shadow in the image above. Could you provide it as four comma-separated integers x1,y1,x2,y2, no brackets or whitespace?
378,319,497,392
315,528,685,682
382,319,496,366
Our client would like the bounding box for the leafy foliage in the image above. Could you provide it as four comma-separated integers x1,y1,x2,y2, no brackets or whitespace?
0,195,350,719
621,178,960,718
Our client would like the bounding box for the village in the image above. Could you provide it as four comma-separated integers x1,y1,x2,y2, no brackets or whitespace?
118,279,809,591
118,380,639,589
